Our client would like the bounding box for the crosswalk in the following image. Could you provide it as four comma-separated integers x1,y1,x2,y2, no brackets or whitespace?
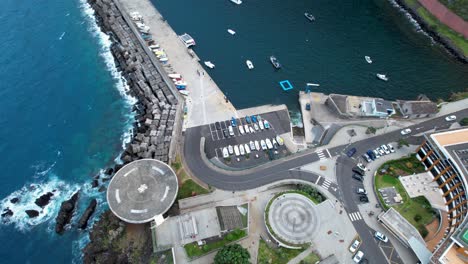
316,148,330,160
322,179,331,189
348,211,363,222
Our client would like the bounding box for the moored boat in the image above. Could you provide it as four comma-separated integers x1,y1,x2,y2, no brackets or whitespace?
168,73,182,79
175,80,187,89
179,90,190,96
204,61,215,69
230,0,242,5
365,56,372,64
246,60,254,69
255,140,260,151
227,29,236,35
376,73,388,81
269,56,281,69
306,83,320,87
304,12,315,22
179,33,196,48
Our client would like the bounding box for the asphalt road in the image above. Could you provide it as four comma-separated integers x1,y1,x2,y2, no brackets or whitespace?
183,108,468,263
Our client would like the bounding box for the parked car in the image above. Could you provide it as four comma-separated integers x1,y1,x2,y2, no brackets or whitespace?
352,167,365,176
381,144,390,155
373,149,381,159
251,115,258,123
353,251,364,263
356,188,367,195
352,174,363,181
445,115,456,121
362,154,371,163
401,128,411,135
377,147,385,156
223,129,229,138
359,195,369,203
231,117,237,127
347,148,357,157
349,239,361,253
357,163,367,171
366,150,376,160
305,103,311,111
387,143,395,153
374,231,389,242
245,116,251,124
228,126,234,136
215,122,221,130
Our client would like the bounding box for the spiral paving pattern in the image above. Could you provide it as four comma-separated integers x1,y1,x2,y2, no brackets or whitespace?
267,193,319,245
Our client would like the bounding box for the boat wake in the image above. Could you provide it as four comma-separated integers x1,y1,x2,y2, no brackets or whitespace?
59,32,66,40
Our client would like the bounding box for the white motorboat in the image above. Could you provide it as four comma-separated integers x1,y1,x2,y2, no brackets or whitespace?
239,144,245,155
234,145,240,156
246,60,254,70
227,29,236,35
304,12,315,22
249,126,254,133
239,125,245,135
230,0,242,5
376,73,388,81
276,135,284,146
266,138,273,149
255,140,261,151
365,56,372,64
204,61,215,69
130,12,143,21
249,141,255,151
272,138,278,146
244,144,251,154
254,123,259,131
306,83,320,87
222,147,229,158
179,33,196,48
168,73,181,79
244,124,249,134
179,90,190,96
259,120,264,130
159,57,168,62
260,140,267,150
228,145,234,155
149,44,160,50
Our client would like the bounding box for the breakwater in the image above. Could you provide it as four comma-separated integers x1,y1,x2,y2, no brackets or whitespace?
88,0,183,166
391,0,468,63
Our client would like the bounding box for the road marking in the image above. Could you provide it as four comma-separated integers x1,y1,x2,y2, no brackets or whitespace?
315,175,321,184
215,148,221,158
316,149,329,160
322,179,331,189
348,212,362,222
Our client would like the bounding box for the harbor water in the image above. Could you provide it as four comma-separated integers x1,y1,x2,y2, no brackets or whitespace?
0,0,467,263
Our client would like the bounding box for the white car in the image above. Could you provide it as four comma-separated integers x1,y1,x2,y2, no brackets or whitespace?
357,163,367,171
244,124,250,134
244,144,251,154
228,126,234,136
445,115,456,121
381,145,390,155
401,128,411,135
377,148,385,156
222,147,229,158
387,143,395,153
356,188,367,195
373,149,381,158
349,239,361,253
239,125,245,135
374,231,388,243
353,251,364,263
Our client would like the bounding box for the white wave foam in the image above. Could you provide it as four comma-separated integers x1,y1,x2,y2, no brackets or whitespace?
0,176,80,231
387,0,435,43
79,0,136,152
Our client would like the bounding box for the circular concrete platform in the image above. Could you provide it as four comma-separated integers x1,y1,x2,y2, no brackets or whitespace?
107,159,178,223
267,193,319,245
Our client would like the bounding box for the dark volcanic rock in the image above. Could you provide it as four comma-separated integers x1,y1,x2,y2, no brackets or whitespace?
10,197,19,204
78,199,97,230
91,179,99,188
2,208,13,218
98,186,106,193
55,191,79,234
104,168,114,175
35,192,54,208
25,210,39,218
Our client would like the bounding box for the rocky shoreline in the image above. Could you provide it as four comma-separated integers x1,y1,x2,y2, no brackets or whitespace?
392,0,467,63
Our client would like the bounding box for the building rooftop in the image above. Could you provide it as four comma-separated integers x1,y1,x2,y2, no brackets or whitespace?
374,98,394,114
107,159,178,224
398,100,438,115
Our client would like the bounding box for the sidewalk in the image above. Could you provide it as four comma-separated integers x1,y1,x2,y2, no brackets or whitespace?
437,98,468,116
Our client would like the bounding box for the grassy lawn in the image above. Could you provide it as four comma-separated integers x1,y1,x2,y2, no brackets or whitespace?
416,5,468,56
299,252,321,264
184,229,246,259
438,0,468,21
257,239,305,264
177,179,209,200
375,155,435,237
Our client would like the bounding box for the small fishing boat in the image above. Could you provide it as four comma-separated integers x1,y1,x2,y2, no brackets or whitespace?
234,145,240,156
159,57,168,62
365,56,372,64
376,73,388,81
230,0,242,5
304,13,315,22
244,144,251,154
265,138,273,149
276,135,284,146
249,141,255,151
168,73,181,79
149,44,160,50
130,12,143,22
174,81,187,89
260,140,267,150
204,61,215,69
255,140,260,151
227,29,236,35
270,56,281,69
239,144,245,155
228,145,234,155
179,90,190,96
179,33,196,48
222,147,229,158
246,60,254,69
306,83,320,87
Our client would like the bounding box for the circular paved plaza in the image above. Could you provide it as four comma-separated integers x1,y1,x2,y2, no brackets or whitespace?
107,159,178,223
267,192,319,245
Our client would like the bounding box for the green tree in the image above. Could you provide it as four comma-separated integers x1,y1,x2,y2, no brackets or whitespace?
397,139,409,149
214,244,250,264
366,126,377,134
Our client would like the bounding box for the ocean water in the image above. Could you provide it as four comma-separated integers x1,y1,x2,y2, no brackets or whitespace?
154,0,468,114
0,0,467,263
0,0,134,262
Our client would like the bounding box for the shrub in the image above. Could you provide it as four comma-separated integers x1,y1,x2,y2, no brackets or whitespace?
366,126,377,134
460,117,468,126
414,214,422,222
214,244,250,264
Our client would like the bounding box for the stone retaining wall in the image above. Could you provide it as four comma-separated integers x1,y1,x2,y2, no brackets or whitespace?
88,0,183,164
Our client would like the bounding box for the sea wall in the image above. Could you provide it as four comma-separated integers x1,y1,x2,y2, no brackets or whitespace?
392,0,468,63
88,0,183,166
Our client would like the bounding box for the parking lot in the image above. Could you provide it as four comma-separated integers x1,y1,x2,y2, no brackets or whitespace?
203,109,292,169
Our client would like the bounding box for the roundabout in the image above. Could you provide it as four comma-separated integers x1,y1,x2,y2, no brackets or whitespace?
266,192,320,246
